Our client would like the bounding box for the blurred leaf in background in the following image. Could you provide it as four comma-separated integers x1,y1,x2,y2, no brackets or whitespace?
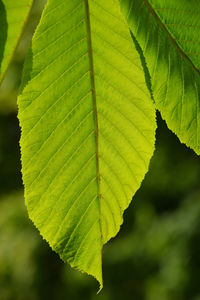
0,0,46,114
1,113,200,300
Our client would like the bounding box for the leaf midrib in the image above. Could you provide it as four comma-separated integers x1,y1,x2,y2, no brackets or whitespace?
143,0,200,77
84,0,103,244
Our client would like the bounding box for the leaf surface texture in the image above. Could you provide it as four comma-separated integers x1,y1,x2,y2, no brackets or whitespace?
18,0,156,286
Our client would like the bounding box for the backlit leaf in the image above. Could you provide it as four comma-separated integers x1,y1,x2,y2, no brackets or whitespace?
18,0,156,287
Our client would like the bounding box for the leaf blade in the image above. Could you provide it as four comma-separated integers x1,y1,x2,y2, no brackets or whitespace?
18,0,156,286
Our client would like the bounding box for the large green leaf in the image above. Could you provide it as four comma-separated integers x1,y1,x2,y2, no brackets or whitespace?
0,0,34,83
18,0,156,287
120,0,200,154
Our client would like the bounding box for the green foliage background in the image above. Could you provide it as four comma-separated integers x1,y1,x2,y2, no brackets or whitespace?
0,1,200,299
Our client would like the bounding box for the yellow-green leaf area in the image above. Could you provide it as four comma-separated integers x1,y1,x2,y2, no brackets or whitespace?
18,0,156,288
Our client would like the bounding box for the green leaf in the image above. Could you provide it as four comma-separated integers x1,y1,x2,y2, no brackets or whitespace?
0,0,34,83
18,0,156,287
120,0,200,154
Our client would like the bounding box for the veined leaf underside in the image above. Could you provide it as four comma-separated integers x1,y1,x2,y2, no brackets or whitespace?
18,0,156,287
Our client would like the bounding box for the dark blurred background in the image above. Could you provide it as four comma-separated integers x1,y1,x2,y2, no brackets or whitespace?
0,1,200,300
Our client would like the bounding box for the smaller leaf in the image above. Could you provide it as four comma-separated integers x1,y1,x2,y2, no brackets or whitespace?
120,0,200,154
